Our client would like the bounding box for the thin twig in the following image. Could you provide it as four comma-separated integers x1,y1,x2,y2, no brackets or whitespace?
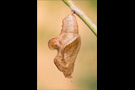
62,0,97,36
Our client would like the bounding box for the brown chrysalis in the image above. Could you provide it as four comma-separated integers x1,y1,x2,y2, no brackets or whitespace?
48,11,81,78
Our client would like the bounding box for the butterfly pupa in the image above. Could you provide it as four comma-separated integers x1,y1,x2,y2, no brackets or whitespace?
48,11,81,78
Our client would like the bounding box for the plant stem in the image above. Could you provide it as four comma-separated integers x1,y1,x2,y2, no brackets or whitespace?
62,0,97,36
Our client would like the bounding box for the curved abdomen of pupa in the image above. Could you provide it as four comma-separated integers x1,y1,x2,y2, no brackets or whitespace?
48,11,81,78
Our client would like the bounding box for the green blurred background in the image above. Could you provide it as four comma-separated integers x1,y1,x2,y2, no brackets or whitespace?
37,0,97,90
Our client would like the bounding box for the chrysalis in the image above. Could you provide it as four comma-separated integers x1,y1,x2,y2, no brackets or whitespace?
48,11,81,78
